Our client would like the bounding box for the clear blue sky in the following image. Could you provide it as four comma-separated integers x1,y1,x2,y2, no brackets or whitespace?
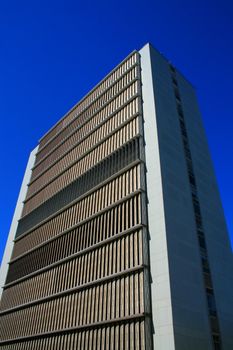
0,0,233,264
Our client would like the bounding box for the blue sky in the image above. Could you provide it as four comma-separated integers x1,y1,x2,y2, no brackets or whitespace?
0,0,233,264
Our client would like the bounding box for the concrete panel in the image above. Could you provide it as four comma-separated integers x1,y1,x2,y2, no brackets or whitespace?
0,146,38,298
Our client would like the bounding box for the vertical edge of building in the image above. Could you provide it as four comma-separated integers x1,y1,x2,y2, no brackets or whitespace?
0,146,38,298
140,43,176,350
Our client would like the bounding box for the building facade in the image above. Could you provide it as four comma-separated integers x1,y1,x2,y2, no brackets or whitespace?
0,43,233,349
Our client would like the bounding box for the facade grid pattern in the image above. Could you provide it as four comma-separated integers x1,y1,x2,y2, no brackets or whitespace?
0,52,153,349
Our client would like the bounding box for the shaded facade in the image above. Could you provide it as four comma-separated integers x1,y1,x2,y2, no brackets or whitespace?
0,44,233,349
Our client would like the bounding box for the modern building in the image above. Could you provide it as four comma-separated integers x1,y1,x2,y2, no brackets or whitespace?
0,43,233,350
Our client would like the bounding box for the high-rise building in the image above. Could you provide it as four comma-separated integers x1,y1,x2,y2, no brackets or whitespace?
0,43,232,350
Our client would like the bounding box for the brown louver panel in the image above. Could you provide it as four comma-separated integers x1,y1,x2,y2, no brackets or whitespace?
37,52,139,153
1,224,143,311
15,137,140,238
0,51,153,349
31,97,139,181
13,159,141,256
25,113,140,204
6,167,142,284
22,111,140,217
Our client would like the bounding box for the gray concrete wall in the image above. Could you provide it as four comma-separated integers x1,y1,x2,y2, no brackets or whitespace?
177,72,233,350
0,146,38,298
141,43,223,349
